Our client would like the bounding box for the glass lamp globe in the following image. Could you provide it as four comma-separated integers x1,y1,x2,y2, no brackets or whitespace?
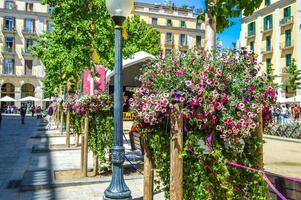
106,0,134,17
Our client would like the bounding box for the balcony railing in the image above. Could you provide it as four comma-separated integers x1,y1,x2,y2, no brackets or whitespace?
22,48,32,54
22,28,36,34
281,40,294,49
280,16,294,26
2,26,16,33
263,24,273,32
2,47,15,54
261,46,273,54
248,30,255,37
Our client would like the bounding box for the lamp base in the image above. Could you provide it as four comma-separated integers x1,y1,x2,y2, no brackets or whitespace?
103,197,132,200
112,16,126,26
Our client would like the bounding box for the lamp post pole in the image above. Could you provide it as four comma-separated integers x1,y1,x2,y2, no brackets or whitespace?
104,1,133,199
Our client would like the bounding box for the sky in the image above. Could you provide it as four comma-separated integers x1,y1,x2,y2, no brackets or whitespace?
137,0,241,48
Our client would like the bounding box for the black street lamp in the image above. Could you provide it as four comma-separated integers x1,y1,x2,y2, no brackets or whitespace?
104,0,133,200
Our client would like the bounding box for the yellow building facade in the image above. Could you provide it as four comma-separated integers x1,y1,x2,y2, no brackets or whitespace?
239,0,301,97
0,0,52,107
134,2,204,55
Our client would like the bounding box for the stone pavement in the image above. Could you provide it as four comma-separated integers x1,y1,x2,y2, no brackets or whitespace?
0,115,165,200
263,136,301,178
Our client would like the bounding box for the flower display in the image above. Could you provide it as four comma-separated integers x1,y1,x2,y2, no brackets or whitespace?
65,93,113,115
130,49,277,144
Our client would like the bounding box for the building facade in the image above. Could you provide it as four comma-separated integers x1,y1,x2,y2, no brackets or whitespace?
239,0,301,97
0,0,52,107
134,2,204,56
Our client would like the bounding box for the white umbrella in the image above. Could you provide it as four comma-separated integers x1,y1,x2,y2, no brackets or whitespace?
19,96,41,101
277,96,288,103
0,96,16,102
42,98,51,101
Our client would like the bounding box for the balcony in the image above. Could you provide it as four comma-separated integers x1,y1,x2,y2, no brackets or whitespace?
22,28,36,35
22,48,32,56
247,30,255,38
280,16,294,26
179,41,188,50
281,40,294,50
2,47,16,55
165,40,174,48
2,26,16,34
263,24,273,33
261,46,273,54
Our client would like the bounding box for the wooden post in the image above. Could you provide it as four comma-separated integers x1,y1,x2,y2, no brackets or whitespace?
80,118,84,174
257,110,264,170
66,110,71,147
82,115,89,177
60,104,64,135
92,154,98,177
170,104,183,200
143,138,154,200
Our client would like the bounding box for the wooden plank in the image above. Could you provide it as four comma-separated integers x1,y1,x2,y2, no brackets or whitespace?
257,111,264,170
170,103,183,200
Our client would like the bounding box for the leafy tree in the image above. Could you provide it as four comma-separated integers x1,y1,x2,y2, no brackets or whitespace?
202,0,263,49
32,0,161,97
284,59,301,95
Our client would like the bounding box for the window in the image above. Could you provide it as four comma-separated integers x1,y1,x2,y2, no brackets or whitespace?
180,21,186,28
285,29,291,47
250,41,254,51
3,58,14,75
25,3,33,11
196,36,201,46
248,22,256,36
196,22,201,29
152,18,158,25
4,16,15,30
266,58,271,67
266,36,271,51
166,19,172,27
166,33,173,44
265,0,271,6
179,34,186,46
24,19,35,32
25,38,33,49
284,6,291,18
286,54,292,67
263,15,273,31
5,37,14,51
5,0,14,9
47,20,53,32
25,60,33,75
266,58,272,78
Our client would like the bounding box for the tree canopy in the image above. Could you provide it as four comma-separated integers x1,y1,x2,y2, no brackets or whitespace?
32,0,161,97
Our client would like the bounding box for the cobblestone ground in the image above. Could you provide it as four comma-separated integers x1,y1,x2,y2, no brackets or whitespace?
0,115,38,199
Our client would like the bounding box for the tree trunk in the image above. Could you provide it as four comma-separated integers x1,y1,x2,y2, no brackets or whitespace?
82,115,89,177
66,111,71,147
143,138,154,200
92,154,98,177
205,0,217,50
170,104,184,200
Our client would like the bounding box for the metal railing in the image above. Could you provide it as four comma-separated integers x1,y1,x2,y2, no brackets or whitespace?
265,122,301,139
263,24,273,32
2,47,15,53
248,30,255,37
2,26,16,33
280,16,294,26
22,48,31,54
22,28,36,34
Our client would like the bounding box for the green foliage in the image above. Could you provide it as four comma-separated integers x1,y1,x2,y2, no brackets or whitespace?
33,0,161,97
203,0,263,33
284,59,301,94
89,111,114,165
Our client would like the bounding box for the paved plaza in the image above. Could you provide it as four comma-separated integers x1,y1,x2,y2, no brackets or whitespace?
0,115,300,200
0,115,164,200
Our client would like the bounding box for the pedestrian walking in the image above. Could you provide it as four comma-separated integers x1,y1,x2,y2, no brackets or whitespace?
36,106,42,119
31,106,35,117
46,104,54,129
20,104,27,124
